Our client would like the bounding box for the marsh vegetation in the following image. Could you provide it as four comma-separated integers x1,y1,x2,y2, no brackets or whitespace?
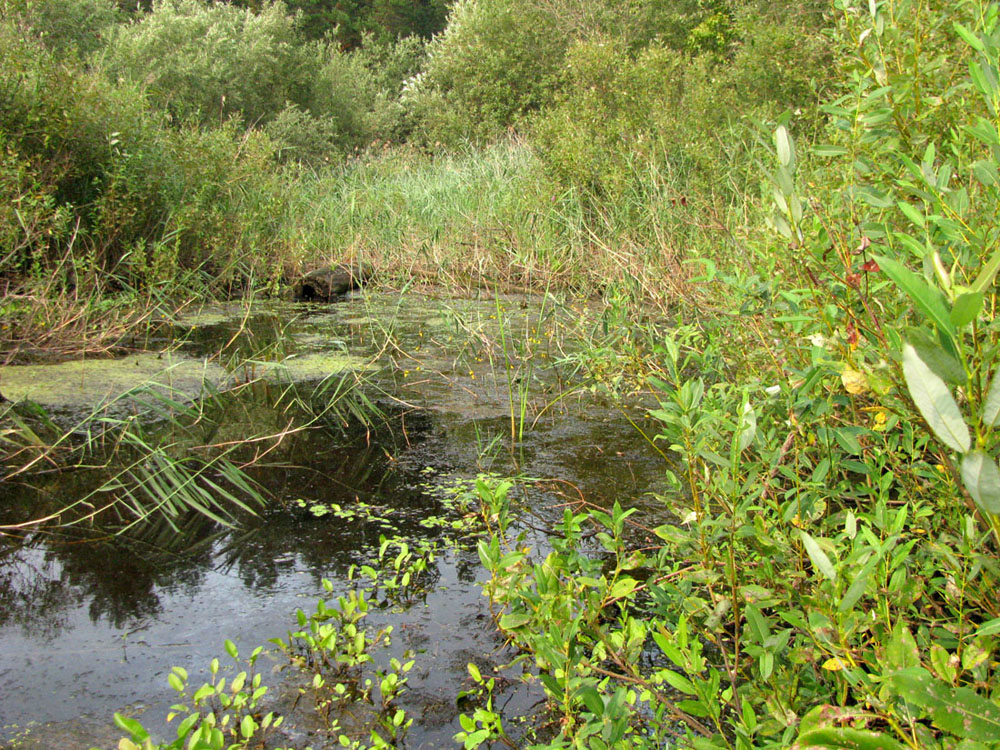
3,0,1000,748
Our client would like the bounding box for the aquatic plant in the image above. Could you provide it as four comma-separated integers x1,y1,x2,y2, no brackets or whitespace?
113,641,283,750
108,536,440,750
0,346,386,536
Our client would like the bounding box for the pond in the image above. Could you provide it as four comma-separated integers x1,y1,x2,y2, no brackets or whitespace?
0,291,670,749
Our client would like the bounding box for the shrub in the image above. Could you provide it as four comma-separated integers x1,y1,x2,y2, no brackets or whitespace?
531,39,688,204
3,0,121,57
0,16,163,273
265,105,343,166
281,0,449,45
412,0,567,143
99,0,317,128
532,0,833,208
0,134,72,282
0,11,296,295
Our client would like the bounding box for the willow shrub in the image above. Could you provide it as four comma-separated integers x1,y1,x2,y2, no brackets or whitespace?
0,9,298,302
409,0,569,143
532,1,830,207
464,1,1000,749
4,0,120,57
98,0,314,128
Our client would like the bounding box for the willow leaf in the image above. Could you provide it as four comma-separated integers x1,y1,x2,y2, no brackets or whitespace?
902,344,970,453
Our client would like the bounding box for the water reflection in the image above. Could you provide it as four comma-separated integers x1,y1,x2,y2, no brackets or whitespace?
0,293,670,748
0,514,219,634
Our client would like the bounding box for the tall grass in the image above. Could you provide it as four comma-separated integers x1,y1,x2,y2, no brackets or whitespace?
281,131,768,316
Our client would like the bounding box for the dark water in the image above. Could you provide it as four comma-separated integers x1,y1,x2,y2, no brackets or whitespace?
0,292,669,749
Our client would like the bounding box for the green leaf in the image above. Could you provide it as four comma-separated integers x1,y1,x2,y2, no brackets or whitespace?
889,668,1000,740
951,292,984,328
168,672,184,692
737,402,756,452
609,577,638,599
983,370,1000,426
498,613,533,629
970,245,1000,294
907,329,965,385
813,144,849,157
834,428,863,456
974,618,1000,637
961,451,1000,515
954,21,986,52
578,686,605,716
972,159,1000,187
930,643,957,683
839,557,877,612
113,714,150,741
902,344,970,453
776,125,794,169
893,231,927,259
794,727,906,749
799,531,837,581
193,684,215,702
967,118,1000,147
224,639,238,660
744,604,771,643
176,712,200,740
539,672,562,697
886,621,920,670
661,669,697,695
241,715,255,740
897,201,926,228
858,186,893,208
876,256,955,341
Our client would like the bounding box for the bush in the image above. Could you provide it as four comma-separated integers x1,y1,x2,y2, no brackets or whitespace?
99,0,317,128
282,0,449,45
0,16,162,273
532,0,832,208
3,0,121,57
265,105,343,166
0,134,72,282
411,0,567,143
0,11,297,295
531,39,688,204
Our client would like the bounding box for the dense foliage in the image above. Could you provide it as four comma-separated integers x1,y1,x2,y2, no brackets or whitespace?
4,0,1000,748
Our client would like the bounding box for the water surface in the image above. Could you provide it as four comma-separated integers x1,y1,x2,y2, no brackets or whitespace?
0,291,669,749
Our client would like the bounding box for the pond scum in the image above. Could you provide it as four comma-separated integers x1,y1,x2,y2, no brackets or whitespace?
4,0,1000,748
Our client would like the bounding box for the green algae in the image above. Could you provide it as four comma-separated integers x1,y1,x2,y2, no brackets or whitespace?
261,352,371,382
0,352,227,410
173,306,244,327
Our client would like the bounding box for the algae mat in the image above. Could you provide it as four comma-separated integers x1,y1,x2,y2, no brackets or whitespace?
0,353,227,410
1,351,371,412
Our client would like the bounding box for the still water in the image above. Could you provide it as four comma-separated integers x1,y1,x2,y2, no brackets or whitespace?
0,292,668,749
